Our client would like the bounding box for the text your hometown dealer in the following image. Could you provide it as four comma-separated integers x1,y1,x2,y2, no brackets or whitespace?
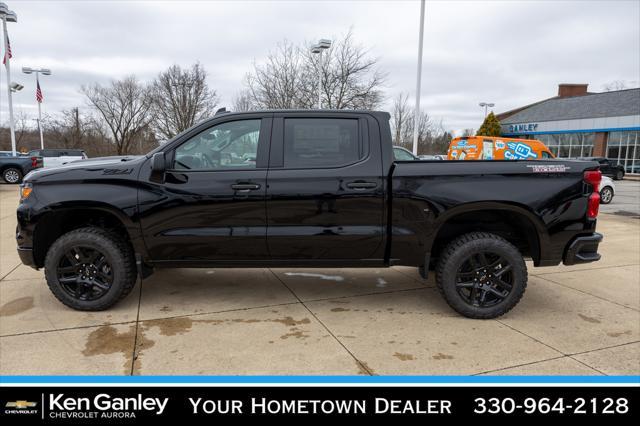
50,394,168,415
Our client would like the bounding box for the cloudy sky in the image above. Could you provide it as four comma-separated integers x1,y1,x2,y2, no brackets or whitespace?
1,0,639,133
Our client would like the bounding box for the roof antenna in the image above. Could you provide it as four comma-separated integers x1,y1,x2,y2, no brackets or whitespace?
215,107,228,115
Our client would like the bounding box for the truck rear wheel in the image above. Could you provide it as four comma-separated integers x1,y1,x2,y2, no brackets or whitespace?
435,232,527,319
44,227,137,311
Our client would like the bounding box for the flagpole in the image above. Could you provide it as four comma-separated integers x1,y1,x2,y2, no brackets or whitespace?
2,15,16,156
36,73,43,149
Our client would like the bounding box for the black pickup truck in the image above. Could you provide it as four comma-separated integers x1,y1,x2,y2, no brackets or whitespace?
16,110,603,318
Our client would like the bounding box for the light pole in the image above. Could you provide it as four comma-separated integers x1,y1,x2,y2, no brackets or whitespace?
22,67,51,149
0,2,18,155
479,102,495,118
412,0,425,156
311,39,331,109
9,81,22,92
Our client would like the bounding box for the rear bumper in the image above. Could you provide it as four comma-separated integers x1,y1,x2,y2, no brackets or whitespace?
563,233,603,266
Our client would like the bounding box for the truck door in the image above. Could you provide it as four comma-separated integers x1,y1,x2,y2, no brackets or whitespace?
265,113,385,261
138,115,272,262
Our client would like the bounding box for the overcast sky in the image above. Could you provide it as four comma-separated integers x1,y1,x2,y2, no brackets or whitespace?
1,0,639,134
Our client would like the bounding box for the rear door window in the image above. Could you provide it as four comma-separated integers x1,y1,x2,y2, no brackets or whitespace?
283,118,360,168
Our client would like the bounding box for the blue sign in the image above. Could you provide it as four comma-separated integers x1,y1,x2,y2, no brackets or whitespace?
505,142,538,160
508,123,539,133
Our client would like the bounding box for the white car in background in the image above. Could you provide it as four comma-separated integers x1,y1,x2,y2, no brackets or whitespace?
28,149,88,168
600,175,615,204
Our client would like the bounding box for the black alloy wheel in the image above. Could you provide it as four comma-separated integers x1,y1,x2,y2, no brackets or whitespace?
436,232,527,319
56,245,113,301
454,251,513,308
45,227,137,310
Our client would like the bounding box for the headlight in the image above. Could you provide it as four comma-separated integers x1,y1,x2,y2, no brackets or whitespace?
20,183,33,201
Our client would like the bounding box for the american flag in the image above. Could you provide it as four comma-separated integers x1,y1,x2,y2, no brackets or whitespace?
2,35,12,65
36,81,43,103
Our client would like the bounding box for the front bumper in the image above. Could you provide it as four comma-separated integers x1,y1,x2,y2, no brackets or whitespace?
17,247,38,269
563,232,603,266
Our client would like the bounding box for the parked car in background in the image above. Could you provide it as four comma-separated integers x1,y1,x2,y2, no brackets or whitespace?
418,154,443,160
578,157,625,180
0,154,43,183
393,146,419,161
28,149,88,168
599,176,615,204
448,136,554,160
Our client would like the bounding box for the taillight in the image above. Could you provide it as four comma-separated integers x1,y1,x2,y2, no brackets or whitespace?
31,156,37,167
584,170,602,219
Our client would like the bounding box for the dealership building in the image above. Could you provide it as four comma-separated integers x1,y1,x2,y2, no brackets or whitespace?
497,84,640,174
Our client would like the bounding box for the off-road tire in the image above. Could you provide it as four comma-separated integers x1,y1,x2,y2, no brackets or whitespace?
436,232,527,319
44,227,137,310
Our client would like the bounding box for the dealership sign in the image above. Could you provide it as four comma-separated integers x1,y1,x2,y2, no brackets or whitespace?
507,123,539,133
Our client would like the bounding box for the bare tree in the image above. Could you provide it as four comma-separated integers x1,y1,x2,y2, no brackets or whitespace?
301,31,386,109
14,111,30,146
43,108,107,152
246,40,302,109
232,89,255,112
82,76,153,155
602,80,628,92
245,31,386,110
151,63,218,140
391,92,410,145
390,91,436,153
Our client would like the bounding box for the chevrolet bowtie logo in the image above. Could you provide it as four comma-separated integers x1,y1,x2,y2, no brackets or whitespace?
6,400,37,409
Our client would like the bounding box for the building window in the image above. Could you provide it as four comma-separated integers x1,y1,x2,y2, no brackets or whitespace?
607,131,639,174
535,133,594,158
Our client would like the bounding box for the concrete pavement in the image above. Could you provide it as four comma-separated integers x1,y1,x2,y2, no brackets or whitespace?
1,183,638,376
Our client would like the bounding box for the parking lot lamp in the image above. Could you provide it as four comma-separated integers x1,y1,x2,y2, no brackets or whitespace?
1,2,18,155
412,0,425,156
311,39,331,109
22,67,51,149
479,102,495,118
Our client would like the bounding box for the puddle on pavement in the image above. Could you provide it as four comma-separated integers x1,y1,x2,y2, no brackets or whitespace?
126,315,313,374
0,296,34,316
578,314,601,323
82,325,149,374
393,352,415,361
356,359,375,375
432,352,454,360
284,272,345,282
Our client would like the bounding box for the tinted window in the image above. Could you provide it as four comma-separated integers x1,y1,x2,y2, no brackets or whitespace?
541,151,552,159
173,119,261,170
284,118,359,168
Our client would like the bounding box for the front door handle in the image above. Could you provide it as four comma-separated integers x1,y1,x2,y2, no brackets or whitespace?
231,183,261,191
346,181,377,190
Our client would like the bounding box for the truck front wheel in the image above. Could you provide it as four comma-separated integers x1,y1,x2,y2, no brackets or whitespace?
44,227,137,311
435,232,527,319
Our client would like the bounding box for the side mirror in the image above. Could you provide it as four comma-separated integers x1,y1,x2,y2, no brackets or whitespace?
150,152,166,183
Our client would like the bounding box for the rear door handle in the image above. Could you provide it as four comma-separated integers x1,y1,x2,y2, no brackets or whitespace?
231,183,261,191
346,181,377,190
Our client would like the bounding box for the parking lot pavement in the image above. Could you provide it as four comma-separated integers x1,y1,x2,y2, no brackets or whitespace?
600,179,640,217
1,183,638,376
